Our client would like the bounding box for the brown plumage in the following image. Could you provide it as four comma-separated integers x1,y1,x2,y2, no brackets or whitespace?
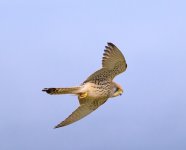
42,42,127,128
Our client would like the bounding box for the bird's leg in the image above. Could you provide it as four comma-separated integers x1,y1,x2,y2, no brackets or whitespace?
79,92,88,99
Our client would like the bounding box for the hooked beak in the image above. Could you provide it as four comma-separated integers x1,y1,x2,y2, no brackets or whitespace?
118,89,123,96
113,88,123,97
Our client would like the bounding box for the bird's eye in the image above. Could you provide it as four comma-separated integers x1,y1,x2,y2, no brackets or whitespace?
114,87,119,93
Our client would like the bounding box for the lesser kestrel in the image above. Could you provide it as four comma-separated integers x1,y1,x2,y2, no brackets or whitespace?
42,43,127,128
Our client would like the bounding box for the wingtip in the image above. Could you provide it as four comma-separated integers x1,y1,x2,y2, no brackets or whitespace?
107,42,115,47
53,126,58,129
54,123,65,129
54,125,60,129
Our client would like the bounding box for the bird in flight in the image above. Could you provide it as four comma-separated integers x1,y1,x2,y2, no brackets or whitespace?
42,43,127,128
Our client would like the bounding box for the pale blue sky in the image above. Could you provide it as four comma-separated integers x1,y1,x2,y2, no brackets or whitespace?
0,0,186,150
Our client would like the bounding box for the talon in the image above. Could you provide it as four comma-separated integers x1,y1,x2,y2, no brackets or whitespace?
79,92,87,99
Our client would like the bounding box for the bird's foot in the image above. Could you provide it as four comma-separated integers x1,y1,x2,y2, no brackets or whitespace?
79,92,87,99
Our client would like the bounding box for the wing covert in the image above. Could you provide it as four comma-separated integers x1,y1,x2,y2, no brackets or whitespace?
84,43,127,83
102,43,127,77
54,98,107,128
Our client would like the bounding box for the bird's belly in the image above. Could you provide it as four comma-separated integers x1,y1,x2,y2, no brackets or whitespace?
82,82,110,99
88,86,109,99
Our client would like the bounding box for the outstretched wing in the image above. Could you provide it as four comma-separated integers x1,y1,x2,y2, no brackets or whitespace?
102,42,127,78
84,43,127,83
54,98,107,128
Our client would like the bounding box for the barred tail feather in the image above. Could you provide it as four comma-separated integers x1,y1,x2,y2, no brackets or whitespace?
42,87,81,95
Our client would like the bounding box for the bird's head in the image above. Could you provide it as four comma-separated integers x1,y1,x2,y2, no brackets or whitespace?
111,82,123,97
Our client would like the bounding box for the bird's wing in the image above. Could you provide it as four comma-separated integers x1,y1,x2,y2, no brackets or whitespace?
84,43,127,83
54,98,107,128
102,42,127,78
83,68,111,83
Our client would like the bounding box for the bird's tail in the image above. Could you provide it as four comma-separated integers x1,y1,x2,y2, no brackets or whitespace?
42,86,81,95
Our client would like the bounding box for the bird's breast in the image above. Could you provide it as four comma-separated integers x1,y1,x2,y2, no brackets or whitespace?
82,82,111,99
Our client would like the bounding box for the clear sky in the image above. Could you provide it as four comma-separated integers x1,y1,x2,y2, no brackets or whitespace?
0,0,186,150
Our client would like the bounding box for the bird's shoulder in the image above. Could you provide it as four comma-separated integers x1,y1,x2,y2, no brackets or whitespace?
83,68,111,84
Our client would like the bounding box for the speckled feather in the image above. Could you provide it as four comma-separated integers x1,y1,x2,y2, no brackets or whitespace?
84,42,127,83
42,42,127,128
